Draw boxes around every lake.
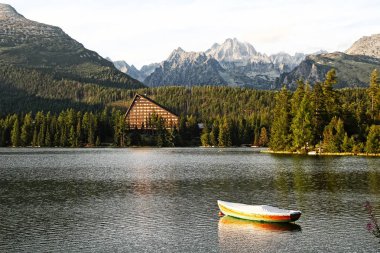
[0,148,379,252]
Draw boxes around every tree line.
[269,69,380,153]
[0,69,379,152]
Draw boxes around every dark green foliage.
[10,116,20,147]
[291,85,313,151]
[366,125,380,153]
[269,69,379,153]
[269,87,291,151]
[322,117,346,152]
[0,72,378,152]
[368,69,379,121]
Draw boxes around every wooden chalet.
[125,94,179,129]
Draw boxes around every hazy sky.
[4,0,380,68]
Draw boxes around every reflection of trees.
[367,159,380,195]
[273,164,291,205]
[292,158,312,207]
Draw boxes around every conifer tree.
[291,85,313,151]
[368,69,379,121]
[322,117,345,152]
[209,120,219,147]
[200,124,210,147]
[21,113,32,146]
[69,126,77,147]
[269,87,291,151]
[311,82,327,145]
[290,80,305,117]
[323,69,339,119]
[32,128,38,147]
[342,133,354,152]
[11,117,20,147]
[37,116,46,147]
[258,127,269,147]
[218,117,231,147]
[366,125,380,153]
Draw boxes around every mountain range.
[114,36,380,89]
[0,3,143,114]
[0,1,379,115]
[114,38,307,89]
[277,35,380,89]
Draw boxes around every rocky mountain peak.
[167,47,208,64]
[0,3,24,20]
[345,34,380,59]
[206,37,258,62]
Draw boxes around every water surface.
[0,148,379,252]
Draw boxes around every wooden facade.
[125,94,179,129]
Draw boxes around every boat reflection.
[218,216,302,252]
[218,215,301,232]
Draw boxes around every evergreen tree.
[342,133,354,152]
[11,117,20,147]
[200,124,210,147]
[291,85,313,151]
[218,117,232,147]
[76,114,82,146]
[366,125,380,153]
[323,69,339,119]
[20,113,32,146]
[32,128,38,147]
[37,115,46,147]
[368,69,379,121]
[290,80,305,117]
[269,87,291,151]
[311,82,327,145]
[209,120,219,147]
[258,127,269,147]
[45,112,52,147]
[69,126,77,147]
[322,117,345,152]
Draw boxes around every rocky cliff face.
[346,34,380,58]
[144,48,226,86]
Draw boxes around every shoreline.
[261,150,380,157]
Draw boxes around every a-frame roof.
[124,93,179,119]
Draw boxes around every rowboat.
[217,200,301,223]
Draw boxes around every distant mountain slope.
[110,59,158,82]
[277,52,380,89]
[0,3,144,114]
[144,48,227,86]
[346,34,380,58]
[0,4,143,89]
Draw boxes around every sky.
[4,0,380,68]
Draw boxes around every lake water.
[0,148,379,252]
